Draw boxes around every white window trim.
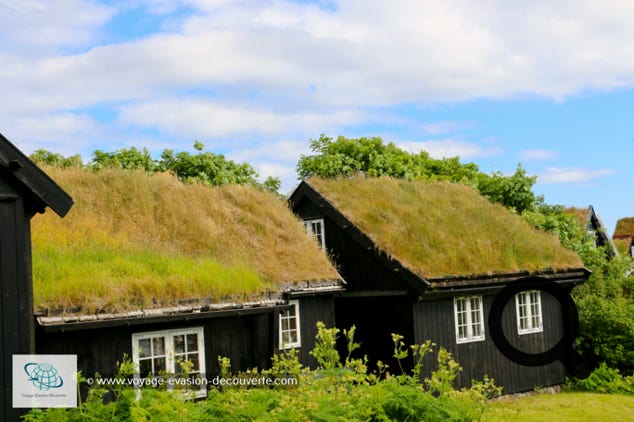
[132,327,206,397]
[453,296,485,344]
[279,300,301,349]
[515,290,543,335]
[304,218,326,250]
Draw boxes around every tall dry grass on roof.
[613,217,634,239]
[310,177,583,279]
[564,207,589,227]
[32,166,338,313]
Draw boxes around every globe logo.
[24,362,64,390]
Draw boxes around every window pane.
[154,357,166,374]
[139,359,151,376]
[174,335,185,353]
[281,318,289,331]
[458,325,467,339]
[456,298,465,313]
[289,318,297,330]
[139,339,151,358]
[282,331,291,344]
[187,354,200,372]
[153,337,165,356]
[187,334,198,352]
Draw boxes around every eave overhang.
[418,267,590,301]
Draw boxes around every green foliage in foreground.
[569,363,634,395]
[23,323,501,422]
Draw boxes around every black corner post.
[0,133,73,421]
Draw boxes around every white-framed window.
[132,327,206,396]
[454,296,485,343]
[279,300,301,349]
[304,218,325,250]
[515,290,543,334]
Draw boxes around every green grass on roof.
[309,177,583,279]
[32,167,339,313]
[613,217,634,239]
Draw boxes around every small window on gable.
[279,300,301,349]
[132,327,206,396]
[454,296,485,343]
[304,218,325,250]
[515,290,543,335]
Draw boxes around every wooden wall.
[36,295,339,382]
[36,312,276,379]
[413,292,567,394]
[294,296,337,367]
[294,196,408,292]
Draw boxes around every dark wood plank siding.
[294,197,409,292]
[286,296,336,368]
[36,313,276,379]
[413,293,566,394]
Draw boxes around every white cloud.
[229,140,311,164]
[520,149,558,161]
[419,120,475,135]
[0,0,114,54]
[8,0,634,117]
[537,167,614,185]
[398,140,501,159]
[118,99,365,140]
[5,0,634,166]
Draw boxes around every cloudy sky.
[1,0,632,232]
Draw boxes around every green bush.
[24,323,501,421]
[570,363,634,395]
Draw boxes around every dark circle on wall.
[488,276,578,368]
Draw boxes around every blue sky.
[1,0,633,233]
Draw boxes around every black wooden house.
[566,205,617,258]
[613,216,634,257]
[32,167,343,392]
[0,133,73,420]
[290,177,590,394]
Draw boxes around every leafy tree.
[297,135,537,212]
[158,145,280,191]
[91,147,157,171]
[32,144,281,192]
[477,164,539,213]
[30,149,83,168]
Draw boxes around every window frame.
[453,296,485,344]
[515,290,543,335]
[303,218,326,250]
[279,300,301,349]
[131,327,206,396]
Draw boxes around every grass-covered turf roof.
[308,177,584,279]
[32,167,339,313]
[564,206,589,227]
[613,217,634,239]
